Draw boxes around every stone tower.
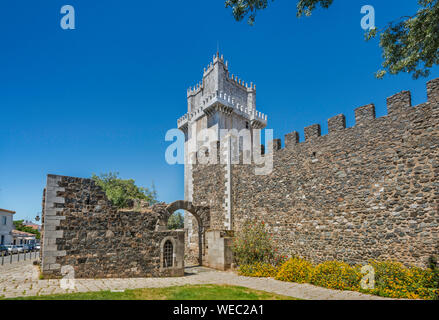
[177,53,268,251]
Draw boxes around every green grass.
[3,284,298,300]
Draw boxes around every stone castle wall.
[191,78,439,268]
[41,175,184,278]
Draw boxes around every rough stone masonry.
[183,54,439,268]
[41,175,185,278]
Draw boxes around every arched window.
[163,240,173,268]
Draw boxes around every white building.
[12,230,36,245]
[0,208,15,245]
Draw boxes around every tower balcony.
[177,114,189,131]
[177,90,267,130]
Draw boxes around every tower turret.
[177,53,269,238]
[177,53,267,139]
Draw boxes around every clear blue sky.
[0,1,437,222]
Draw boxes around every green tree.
[92,172,158,209]
[13,220,41,240]
[167,211,184,230]
[225,0,439,79]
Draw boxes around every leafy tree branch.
[368,0,439,79]
[168,211,184,230]
[13,220,41,240]
[225,0,439,79]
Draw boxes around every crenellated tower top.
[177,53,267,133]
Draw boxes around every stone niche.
[41,174,185,278]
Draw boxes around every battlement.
[282,77,439,148]
[187,53,256,97]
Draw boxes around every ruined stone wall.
[41,175,184,278]
[192,78,439,268]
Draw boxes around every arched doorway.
[165,200,210,266]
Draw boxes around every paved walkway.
[0,262,390,300]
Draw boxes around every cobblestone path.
[0,262,390,300]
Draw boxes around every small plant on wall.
[92,172,158,209]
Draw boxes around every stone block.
[272,139,281,151]
[328,114,346,133]
[387,91,412,115]
[285,131,299,147]
[304,124,321,141]
[427,78,439,103]
[355,104,375,125]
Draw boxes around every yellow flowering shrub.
[275,257,313,283]
[363,260,439,300]
[234,218,439,301]
[311,261,363,291]
[238,257,438,299]
[238,262,278,277]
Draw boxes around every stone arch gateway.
[165,200,210,266]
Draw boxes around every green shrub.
[232,220,275,266]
